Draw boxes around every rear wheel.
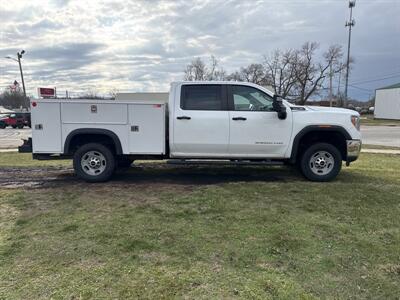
[17,124,24,129]
[73,143,116,182]
[11,125,17,129]
[300,143,342,182]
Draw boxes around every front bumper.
[346,139,361,164]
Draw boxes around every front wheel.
[300,143,342,182]
[73,143,116,182]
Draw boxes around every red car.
[0,113,31,129]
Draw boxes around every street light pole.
[17,51,27,99]
[344,0,355,108]
[5,50,27,99]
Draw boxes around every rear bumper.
[346,139,361,163]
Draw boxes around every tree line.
[184,41,351,105]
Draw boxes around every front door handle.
[177,116,191,120]
[232,117,247,121]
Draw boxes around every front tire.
[300,143,342,182]
[73,143,116,182]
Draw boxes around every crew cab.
[20,81,361,182]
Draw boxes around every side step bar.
[167,159,284,166]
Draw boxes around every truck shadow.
[112,164,298,185]
[0,163,372,189]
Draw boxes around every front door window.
[232,85,274,111]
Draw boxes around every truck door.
[228,85,292,158]
[171,84,230,157]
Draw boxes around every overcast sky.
[0,0,399,100]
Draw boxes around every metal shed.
[374,83,400,120]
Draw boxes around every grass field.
[0,153,399,299]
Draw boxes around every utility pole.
[344,0,355,108]
[17,51,27,99]
[329,63,333,107]
[5,50,27,99]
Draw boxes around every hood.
[305,106,359,115]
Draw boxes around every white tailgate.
[32,102,62,153]
[128,104,165,154]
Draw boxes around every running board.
[166,159,284,166]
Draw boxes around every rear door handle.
[232,117,247,121]
[177,116,191,120]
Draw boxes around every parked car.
[20,81,361,182]
[3,112,31,128]
[0,118,6,129]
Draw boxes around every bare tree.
[78,89,104,99]
[239,64,268,85]
[324,45,344,105]
[184,57,207,81]
[184,56,226,81]
[0,86,29,109]
[108,88,119,100]
[183,43,353,106]
[291,42,345,105]
[226,71,243,82]
[263,49,297,98]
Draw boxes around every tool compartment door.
[32,102,62,153]
[128,104,165,154]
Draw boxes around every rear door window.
[181,85,223,110]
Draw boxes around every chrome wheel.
[81,151,107,176]
[309,151,335,176]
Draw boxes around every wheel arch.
[290,125,351,163]
[64,128,123,155]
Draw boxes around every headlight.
[351,115,360,131]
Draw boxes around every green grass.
[1,153,400,299]
[361,115,400,126]
[0,152,71,167]
[362,144,400,150]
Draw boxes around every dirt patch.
[0,162,294,190]
[0,166,75,188]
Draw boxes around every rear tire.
[11,125,17,129]
[299,143,342,182]
[73,143,116,182]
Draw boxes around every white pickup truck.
[20,81,361,182]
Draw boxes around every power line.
[348,84,373,92]
[350,74,400,85]
[349,70,400,82]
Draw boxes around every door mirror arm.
[273,95,287,120]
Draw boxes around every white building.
[374,83,400,120]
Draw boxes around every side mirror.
[273,95,287,120]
